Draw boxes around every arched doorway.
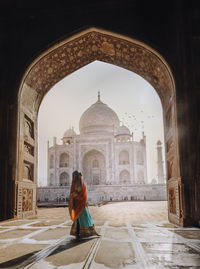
[16,28,182,225]
[59,172,69,186]
[119,170,131,184]
[82,149,106,185]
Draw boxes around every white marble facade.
[48,94,147,186]
[40,94,166,203]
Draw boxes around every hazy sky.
[38,61,166,186]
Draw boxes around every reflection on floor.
[0,203,199,268]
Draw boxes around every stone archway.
[59,172,69,186]
[16,28,183,225]
[82,150,106,185]
[119,170,131,184]
[59,153,69,168]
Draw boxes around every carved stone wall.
[21,29,174,112]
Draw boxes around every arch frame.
[59,152,69,168]
[119,169,131,184]
[16,27,183,225]
[59,171,70,186]
[82,149,106,185]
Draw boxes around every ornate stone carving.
[168,187,176,214]
[166,137,174,154]
[24,142,34,156]
[23,161,34,181]
[167,160,173,179]
[22,188,33,212]
[167,178,181,223]
[17,181,36,218]
[24,30,173,107]
[165,108,172,135]
[24,114,34,139]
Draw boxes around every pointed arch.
[82,149,106,185]
[59,153,69,167]
[119,170,131,184]
[16,28,182,225]
[59,172,69,186]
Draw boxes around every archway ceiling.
[23,29,174,108]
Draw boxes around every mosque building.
[38,93,166,204]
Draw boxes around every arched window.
[59,172,69,186]
[119,170,130,184]
[59,153,69,167]
[137,170,144,184]
[92,159,99,168]
[50,155,54,168]
[92,174,100,185]
[137,151,144,164]
[119,150,129,165]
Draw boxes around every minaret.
[157,140,165,183]
[97,91,101,102]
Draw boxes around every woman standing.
[69,170,99,238]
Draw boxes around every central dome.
[79,93,120,135]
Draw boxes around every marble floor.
[0,202,199,269]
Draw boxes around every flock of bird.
[121,111,155,132]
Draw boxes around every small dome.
[115,125,131,136]
[157,140,162,145]
[63,128,76,138]
[79,92,120,135]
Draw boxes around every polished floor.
[0,202,199,269]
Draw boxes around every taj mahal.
[38,93,166,204]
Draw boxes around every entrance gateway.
[16,28,183,226]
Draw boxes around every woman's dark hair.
[72,170,79,179]
[72,170,82,188]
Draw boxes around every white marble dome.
[79,93,120,135]
[63,128,76,138]
[115,125,131,136]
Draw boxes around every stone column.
[157,140,164,183]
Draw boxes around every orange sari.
[69,179,87,222]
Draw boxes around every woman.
[69,171,99,238]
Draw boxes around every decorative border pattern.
[17,181,36,218]
[24,30,173,109]
[167,178,182,225]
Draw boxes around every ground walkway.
[0,201,200,268]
